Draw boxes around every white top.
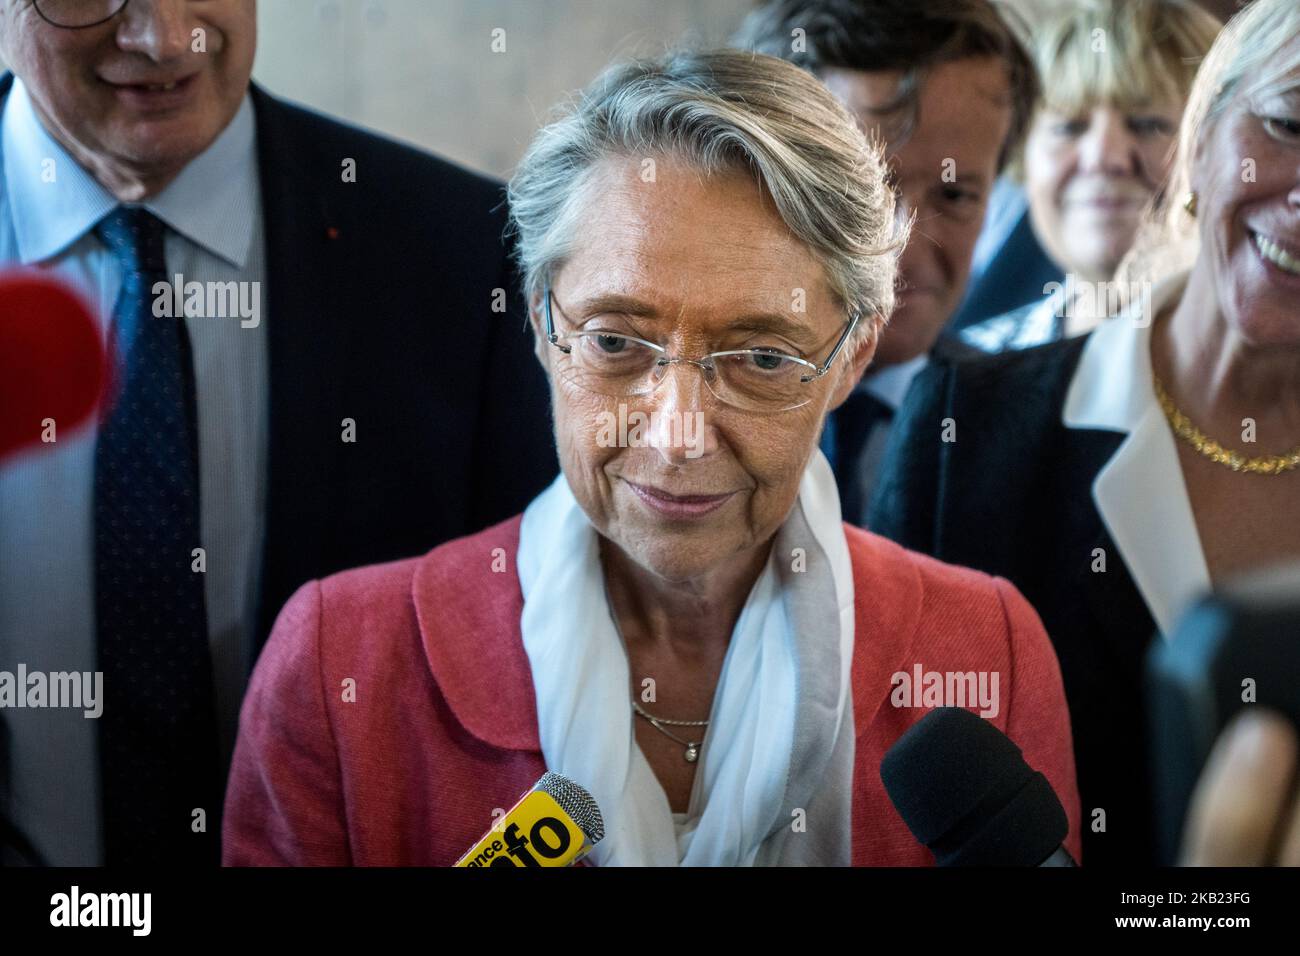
[1062,270,1212,636]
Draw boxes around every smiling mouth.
[1253,231,1300,276]
[105,74,196,93]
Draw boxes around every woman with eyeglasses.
[222,49,1080,866]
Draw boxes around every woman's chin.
[627,544,728,582]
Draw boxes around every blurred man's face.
[821,57,1013,368]
[0,0,257,199]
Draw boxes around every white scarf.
[517,449,856,865]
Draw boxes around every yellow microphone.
[455,772,604,867]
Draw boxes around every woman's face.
[530,154,872,585]
[1193,75,1300,347]
[1025,100,1183,281]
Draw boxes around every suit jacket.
[222,514,1083,866]
[867,336,1160,867]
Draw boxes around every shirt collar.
[145,92,258,268]
[1062,270,1211,636]
[860,354,928,411]
[3,77,115,264]
[2,76,257,268]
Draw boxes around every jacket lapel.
[411,516,542,752]
[845,526,923,738]
[1058,428,1160,656]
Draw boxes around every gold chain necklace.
[1153,375,1300,475]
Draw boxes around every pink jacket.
[223,515,1082,865]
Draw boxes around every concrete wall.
[251,0,755,178]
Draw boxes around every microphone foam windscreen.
[880,706,1069,866]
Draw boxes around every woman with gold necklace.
[869,0,1300,869]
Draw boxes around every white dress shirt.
[0,77,268,864]
[1063,270,1212,636]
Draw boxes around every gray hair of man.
[507,48,907,353]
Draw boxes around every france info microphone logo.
[456,772,604,867]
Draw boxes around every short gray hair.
[507,48,905,347]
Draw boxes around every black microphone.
[880,707,1075,866]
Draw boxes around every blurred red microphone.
[0,270,106,464]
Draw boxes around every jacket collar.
[1061,274,1183,433]
[1062,271,1210,635]
[412,516,542,752]
[845,524,922,735]
[410,516,921,751]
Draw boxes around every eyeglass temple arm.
[543,285,571,353]
[807,309,863,379]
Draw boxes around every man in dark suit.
[733,0,1038,524]
[0,0,555,865]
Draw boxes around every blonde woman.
[874,0,1300,866]
[964,0,1220,352]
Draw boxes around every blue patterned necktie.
[93,207,219,866]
